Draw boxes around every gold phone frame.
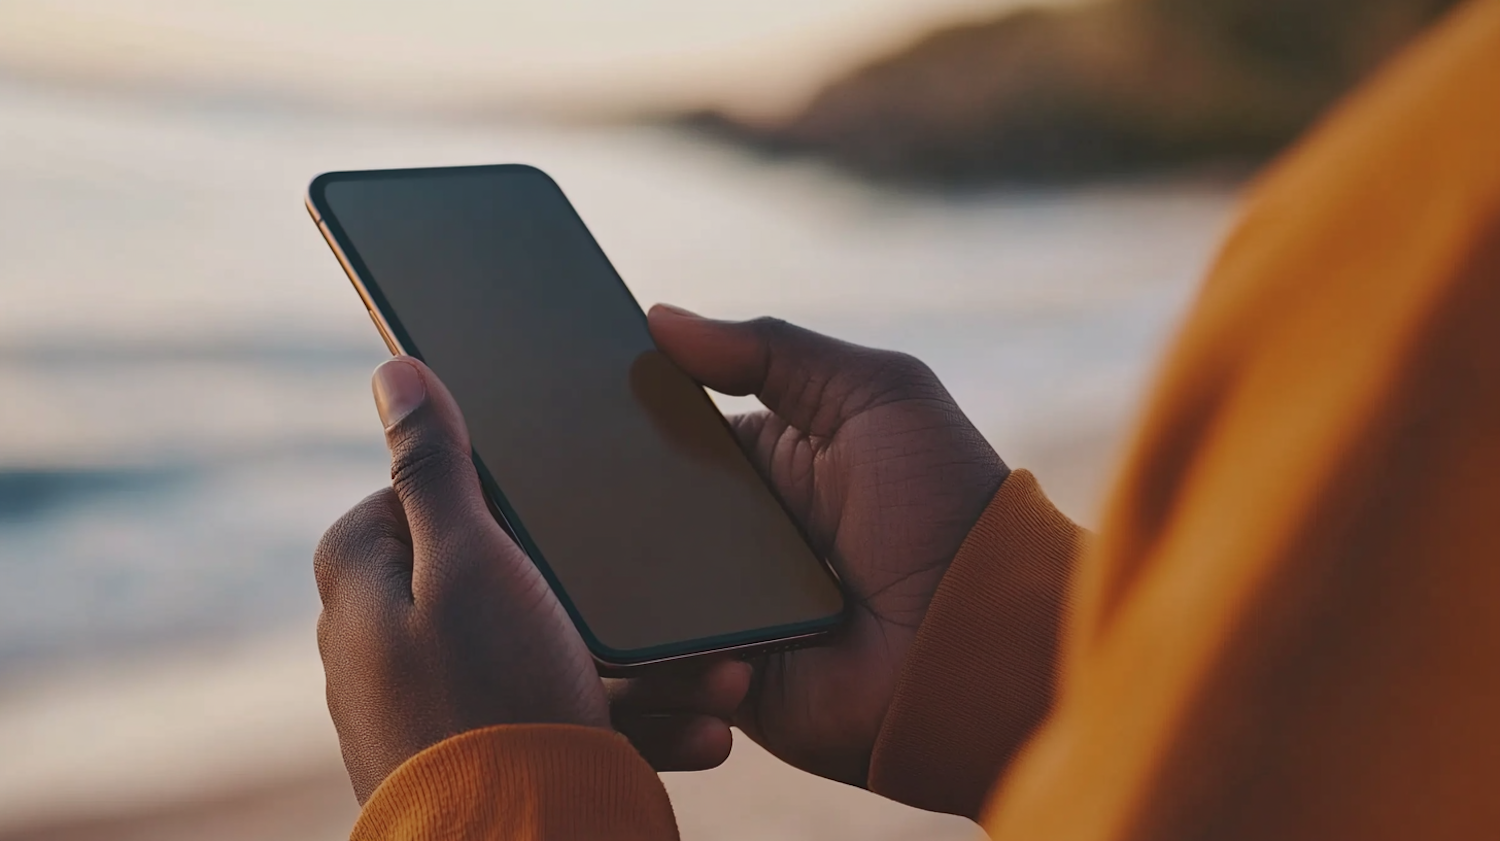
[304,172,842,675]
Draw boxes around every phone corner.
[304,170,344,217]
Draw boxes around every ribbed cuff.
[353,725,678,840]
[867,470,1084,819]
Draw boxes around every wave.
[0,334,385,368]
[0,467,185,523]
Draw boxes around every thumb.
[647,304,941,436]
[371,357,492,559]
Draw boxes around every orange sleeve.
[351,725,678,840]
[353,469,1084,838]
[867,469,1085,818]
[350,471,1086,839]
[349,3,1500,837]
[978,2,1500,840]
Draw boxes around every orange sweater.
[353,1,1500,837]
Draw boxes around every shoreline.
[0,631,975,841]
[0,424,1110,841]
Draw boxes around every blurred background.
[0,0,1455,838]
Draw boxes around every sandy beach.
[0,438,1108,841]
[0,633,979,840]
[0,403,1147,840]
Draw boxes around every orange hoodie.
[352,0,1500,837]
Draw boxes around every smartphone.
[306,164,845,672]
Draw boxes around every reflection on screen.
[319,166,842,655]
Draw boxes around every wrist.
[867,470,1083,818]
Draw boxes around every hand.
[612,307,1008,786]
[314,357,609,804]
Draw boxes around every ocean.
[0,76,1234,675]
[0,2,1235,834]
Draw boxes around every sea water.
[0,77,1232,673]
[0,21,1234,829]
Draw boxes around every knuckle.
[313,488,404,604]
[745,315,794,351]
[878,350,937,383]
[746,315,790,336]
[389,437,467,502]
[867,350,942,395]
[313,517,356,602]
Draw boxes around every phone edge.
[304,170,843,675]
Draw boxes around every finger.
[313,487,414,607]
[371,356,494,570]
[647,305,943,436]
[614,714,735,772]
[725,410,771,452]
[607,659,752,718]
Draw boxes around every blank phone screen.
[313,165,843,660]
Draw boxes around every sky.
[0,0,1073,118]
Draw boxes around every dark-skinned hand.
[316,311,1009,799]
[315,356,612,804]
[611,306,1008,787]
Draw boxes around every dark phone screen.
[315,166,843,659]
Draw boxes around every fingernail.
[653,303,702,319]
[372,358,426,428]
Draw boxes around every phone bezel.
[306,163,846,673]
